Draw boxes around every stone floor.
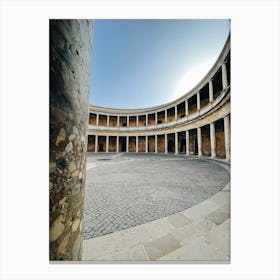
[83,153,230,239]
[82,153,230,262]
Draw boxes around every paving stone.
[143,233,181,260]
[159,236,229,261]
[204,219,230,257]
[167,213,192,228]
[83,153,230,239]
[96,245,149,261]
[206,207,230,225]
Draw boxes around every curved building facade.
[87,35,230,161]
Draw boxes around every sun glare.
[172,59,215,100]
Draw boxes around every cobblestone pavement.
[83,153,230,239]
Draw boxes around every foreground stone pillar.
[197,127,202,156]
[155,135,158,153]
[210,123,216,158]
[224,115,230,160]
[95,135,98,152]
[185,130,189,155]
[165,134,168,154]
[49,20,93,261]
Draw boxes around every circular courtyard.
[83,153,230,240]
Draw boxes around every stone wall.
[109,116,118,127]
[109,137,116,152]
[215,120,226,158]
[201,125,211,156]
[49,19,93,261]
[98,136,106,152]
[157,135,165,153]
[88,135,95,152]
[138,136,146,152]
[148,136,155,152]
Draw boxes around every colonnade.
[91,62,229,128]
[91,115,230,160]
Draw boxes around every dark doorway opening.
[121,139,126,152]
[168,140,174,153]
[194,139,198,155]
[180,139,186,153]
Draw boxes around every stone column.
[186,130,189,155]
[197,127,202,156]
[209,79,213,103]
[155,135,158,153]
[175,106,177,120]
[165,134,168,154]
[127,116,129,127]
[126,136,129,153]
[185,100,188,116]
[145,135,148,153]
[146,114,148,127]
[197,92,200,111]
[116,136,119,153]
[224,115,230,160]
[117,116,120,127]
[155,113,158,125]
[49,20,93,261]
[95,135,98,153]
[222,62,228,89]
[175,132,178,154]
[107,115,109,127]
[136,116,139,127]
[96,113,99,126]
[136,136,138,153]
[106,135,109,152]
[210,123,216,158]
[165,110,167,122]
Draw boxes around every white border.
[0,0,279,279]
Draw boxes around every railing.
[88,87,230,132]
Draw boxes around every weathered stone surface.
[58,233,70,255]
[49,19,93,261]
[50,215,65,242]
[56,128,67,146]
[68,162,76,173]
[69,134,75,141]
[65,142,73,153]
[72,218,80,232]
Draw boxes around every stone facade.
[88,35,231,161]
[49,19,93,261]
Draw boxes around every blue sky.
[90,19,230,109]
